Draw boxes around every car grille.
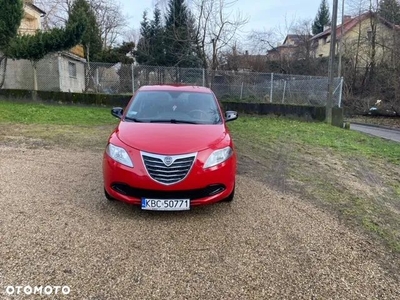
[111,183,226,200]
[141,152,197,185]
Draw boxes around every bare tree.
[35,0,128,47]
[246,12,307,57]
[122,27,140,45]
[191,0,248,70]
[90,0,128,47]
[246,29,279,54]
[35,0,73,29]
[345,0,375,15]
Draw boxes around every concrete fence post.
[282,80,287,104]
[338,77,344,108]
[270,73,274,103]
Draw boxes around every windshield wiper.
[124,116,145,122]
[149,119,200,124]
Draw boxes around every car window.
[125,90,222,124]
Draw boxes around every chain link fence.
[0,55,343,107]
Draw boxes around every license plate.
[141,198,190,211]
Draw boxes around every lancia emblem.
[163,156,173,166]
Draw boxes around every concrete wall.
[3,59,34,90]
[36,56,60,91]
[2,55,85,93]
[59,57,85,93]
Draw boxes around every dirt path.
[0,144,399,299]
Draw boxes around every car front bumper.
[103,151,236,207]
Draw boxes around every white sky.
[120,0,329,38]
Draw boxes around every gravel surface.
[1,144,399,299]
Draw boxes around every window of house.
[68,62,77,78]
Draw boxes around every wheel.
[223,184,235,202]
[104,188,115,201]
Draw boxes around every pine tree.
[97,42,135,64]
[150,6,166,65]
[379,0,400,24]
[68,0,102,61]
[0,0,24,51]
[135,7,167,65]
[164,0,199,67]
[312,0,331,35]
[135,11,153,64]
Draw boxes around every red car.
[103,85,238,211]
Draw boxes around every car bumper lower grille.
[111,183,226,200]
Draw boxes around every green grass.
[0,100,117,126]
[228,116,400,164]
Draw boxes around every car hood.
[116,121,228,154]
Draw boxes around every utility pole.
[326,0,339,124]
[338,0,345,77]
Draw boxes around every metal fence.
[0,56,343,107]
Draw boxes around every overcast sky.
[120,0,328,37]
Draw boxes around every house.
[267,34,313,61]
[310,12,400,60]
[19,0,46,34]
[1,0,87,93]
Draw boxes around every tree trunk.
[367,17,377,93]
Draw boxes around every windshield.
[125,90,222,124]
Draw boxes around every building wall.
[59,57,86,93]
[3,59,34,90]
[2,55,85,93]
[314,17,397,62]
[342,19,397,63]
[36,56,60,91]
[19,4,42,35]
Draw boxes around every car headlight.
[106,144,133,167]
[204,146,233,168]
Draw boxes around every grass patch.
[0,100,118,149]
[229,116,400,164]
[0,100,117,126]
[229,116,400,252]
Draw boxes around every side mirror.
[111,107,123,119]
[225,110,238,122]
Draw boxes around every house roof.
[283,34,312,45]
[59,51,86,63]
[267,34,311,56]
[25,2,46,16]
[310,11,400,41]
[267,44,296,54]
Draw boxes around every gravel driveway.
[1,144,399,299]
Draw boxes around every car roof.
[137,85,212,94]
